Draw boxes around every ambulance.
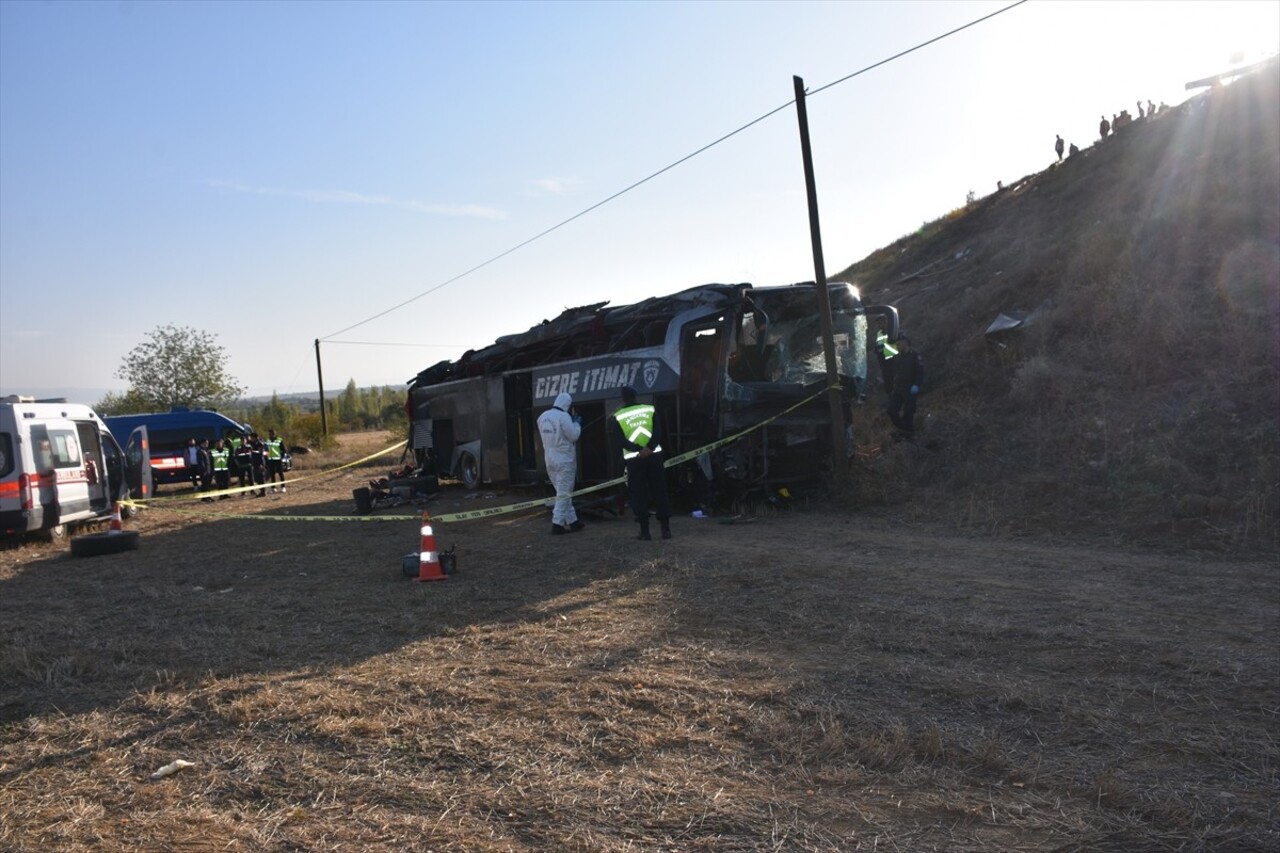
[0,396,152,541]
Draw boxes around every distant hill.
[235,391,326,408]
[234,387,401,409]
[836,60,1279,549]
[0,387,113,407]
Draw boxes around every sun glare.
[1150,1,1279,91]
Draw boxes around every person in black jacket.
[196,438,214,501]
[248,432,268,497]
[184,438,203,491]
[887,334,924,439]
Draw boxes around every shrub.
[289,413,335,450]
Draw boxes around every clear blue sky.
[2,0,1275,402]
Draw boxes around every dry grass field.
[1,431,1276,851]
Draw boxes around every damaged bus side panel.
[406,281,898,505]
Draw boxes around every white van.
[0,396,152,541]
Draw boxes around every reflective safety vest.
[876,331,899,359]
[211,448,230,471]
[615,404,662,460]
[266,438,283,460]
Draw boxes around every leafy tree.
[112,325,243,411]
[224,382,405,446]
[255,392,293,434]
[338,378,360,425]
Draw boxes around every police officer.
[613,386,671,541]
[210,439,232,499]
[874,318,899,397]
[887,334,925,440]
[233,434,254,496]
[265,429,288,493]
[248,432,268,497]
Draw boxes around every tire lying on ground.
[70,531,141,557]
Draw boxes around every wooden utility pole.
[792,75,846,475]
[314,338,328,436]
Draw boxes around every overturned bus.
[406,281,898,505]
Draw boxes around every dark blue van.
[103,408,251,488]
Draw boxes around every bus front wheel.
[458,451,480,490]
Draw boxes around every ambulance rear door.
[0,415,23,535]
[75,419,112,513]
[30,419,97,527]
[125,426,153,501]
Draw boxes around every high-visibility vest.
[266,438,283,460]
[211,448,230,471]
[876,331,899,359]
[615,404,662,460]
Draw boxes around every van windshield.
[150,427,221,454]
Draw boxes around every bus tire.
[458,451,480,490]
[70,531,141,557]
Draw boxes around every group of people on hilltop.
[1054,98,1172,164]
[1097,99,1168,141]
[185,429,289,501]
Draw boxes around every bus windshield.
[732,288,867,386]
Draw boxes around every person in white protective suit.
[537,391,585,535]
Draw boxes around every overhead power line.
[808,0,1028,97]
[322,340,466,348]
[321,0,1028,342]
[321,100,794,341]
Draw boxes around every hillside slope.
[836,61,1279,549]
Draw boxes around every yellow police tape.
[122,386,836,524]
[120,439,415,518]
[421,384,836,524]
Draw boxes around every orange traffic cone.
[416,512,447,582]
[108,502,124,535]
